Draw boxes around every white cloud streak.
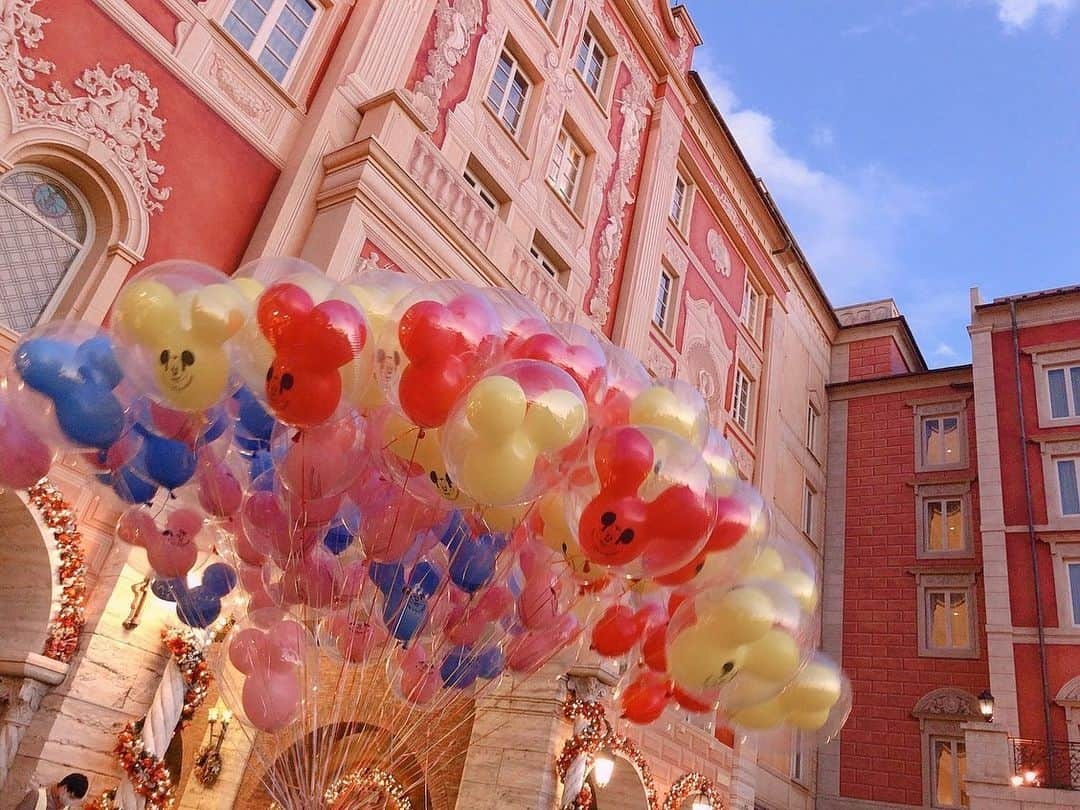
[994,0,1075,30]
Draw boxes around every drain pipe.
[1010,300,1055,783]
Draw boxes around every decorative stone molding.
[645,339,675,379]
[835,299,900,326]
[0,0,171,212]
[206,51,274,127]
[912,687,981,721]
[707,228,731,277]
[587,12,651,327]
[409,0,484,131]
[507,241,576,323]
[0,676,48,788]
[407,135,495,249]
[356,249,395,274]
[663,232,688,275]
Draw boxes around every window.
[1048,365,1080,419]
[1059,457,1080,516]
[802,482,816,536]
[791,730,805,783]
[0,168,91,333]
[575,26,607,94]
[530,243,559,279]
[224,0,317,83]
[548,128,585,205]
[463,168,499,213]
[921,414,962,468]
[533,0,554,22]
[930,736,967,807]
[1069,562,1080,625]
[653,269,673,330]
[487,50,530,135]
[927,499,965,552]
[806,403,819,454]
[732,367,754,434]
[671,172,688,226]
[926,590,971,652]
[742,277,762,339]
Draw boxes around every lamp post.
[592,752,615,788]
[194,706,233,787]
[978,690,995,722]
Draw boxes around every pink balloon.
[506,613,581,674]
[283,488,343,529]
[196,451,243,518]
[265,619,307,671]
[229,524,267,566]
[116,506,156,548]
[478,585,514,620]
[242,491,302,560]
[0,396,53,488]
[278,417,363,500]
[167,507,204,540]
[356,475,444,562]
[517,572,561,630]
[326,611,387,662]
[149,402,200,445]
[398,645,441,705]
[332,559,367,605]
[242,669,300,732]
[143,509,203,578]
[229,628,268,674]
[296,550,337,609]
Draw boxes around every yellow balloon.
[232,277,264,302]
[668,626,749,693]
[630,386,698,443]
[787,709,831,731]
[728,697,787,730]
[466,376,527,437]
[115,280,175,345]
[537,491,606,582]
[778,660,843,713]
[697,586,775,646]
[776,570,818,614]
[460,432,536,505]
[745,548,785,580]
[191,283,249,341]
[742,629,802,684]
[384,413,446,477]
[483,503,530,532]
[523,388,587,451]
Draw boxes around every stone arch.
[592,752,652,810]
[911,687,981,721]
[0,488,62,661]
[1055,676,1080,745]
[912,688,979,807]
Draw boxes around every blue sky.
[682,0,1079,366]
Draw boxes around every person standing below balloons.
[15,772,89,809]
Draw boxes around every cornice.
[827,365,973,401]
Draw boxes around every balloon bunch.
[0,256,849,807]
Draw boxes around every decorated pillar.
[342,0,440,103]
[609,95,683,359]
[0,677,50,788]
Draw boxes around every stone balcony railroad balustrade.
[506,243,577,324]
[407,136,496,254]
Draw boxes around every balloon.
[112,262,248,411]
[0,393,54,487]
[12,331,125,449]
[195,449,243,517]
[323,610,387,663]
[150,578,186,602]
[628,380,709,448]
[510,322,608,413]
[144,508,207,578]
[273,412,365,499]
[590,604,640,657]
[176,585,223,628]
[505,612,581,674]
[229,627,270,674]
[620,669,672,724]
[137,424,197,489]
[448,533,502,594]
[242,669,301,732]
[257,281,368,427]
[203,562,239,598]
[397,644,441,705]
[383,561,442,642]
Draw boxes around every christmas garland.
[662,772,725,809]
[28,479,87,663]
[556,698,659,810]
[324,767,412,808]
[84,630,211,810]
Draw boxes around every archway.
[592,753,651,809]
[0,487,58,660]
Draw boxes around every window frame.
[806,402,820,456]
[463,167,500,214]
[532,0,555,24]
[0,165,94,332]
[1038,439,1080,525]
[486,48,532,137]
[731,366,756,436]
[791,729,806,785]
[670,169,691,231]
[913,401,968,473]
[1032,347,1080,429]
[915,483,973,560]
[1045,537,1080,633]
[914,570,979,659]
[548,126,586,207]
[1060,456,1080,517]
[741,275,763,342]
[529,242,560,280]
[802,480,816,537]
[928,735,967,808]
[653,267,675,331]
[222,0,320,86]
[574,24,608,96]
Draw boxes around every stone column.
[727,735,757,810]
[0,678,49,789]
[341,0,439,104]
[609,96,683,360]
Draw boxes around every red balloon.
[620,670,672,724]
[591,604,640,657]
[258,283,367,427]
[708,495,753,551]
[673,685,714,714]
[653,549,707,587]
[396,293,500,427]
[642,624,667,672]
[512,332,606,405]
[242,669,300,732]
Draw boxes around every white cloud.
[933,342,960,360]
[994,0,1075,30]
[692,49,931,306]
[811,125,835,148]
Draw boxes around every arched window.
[0,166,91,332]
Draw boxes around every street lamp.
[978,690,994,722]
[1010,775,1024,787]
[592,752,615,788]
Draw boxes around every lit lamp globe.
[692,797,713,810]
[592,752,615,788]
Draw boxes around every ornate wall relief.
[706,229,731,278]
[409,0,484,131]
[586,13,651,327]
[206,51,274,128]
[0,0,171,213]
[663,232,688,276]
[683,296,733,421]
[645,338,675,379]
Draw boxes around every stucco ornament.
[588,16,652,327]
[0,0,170,213]
[707,229,731,277]
[410,0,483,131]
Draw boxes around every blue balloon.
[410,561,442,597]
[383,562,442,642]
[438,511,469,554]
[449,541,496,594]
[201,406,229,445]
[476,646,504,680]
[369,561,404,595]
[234,388,275,440]
[175,586,221,629]
[440,646,480,689]
[97,449,158,504]
[139,426,197,489]
[249,450,274,487]
[323,525,354,555]
[151,578,187,602]
[202,563,238,598]
[16,336,126,449]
